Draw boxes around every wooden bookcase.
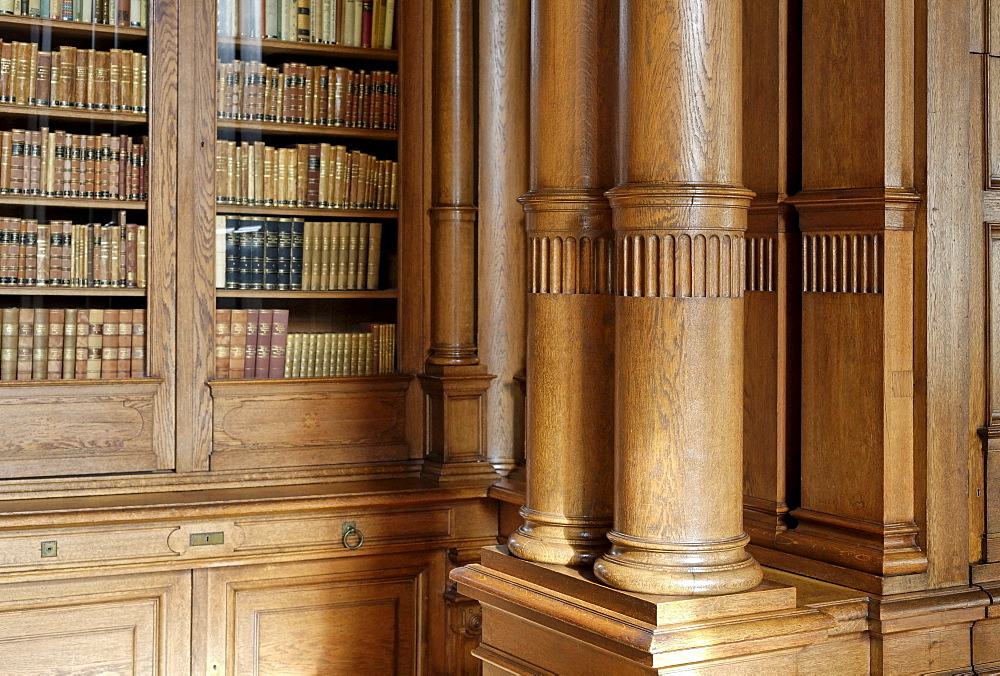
[0,2,176,481]
[0,2,492,673]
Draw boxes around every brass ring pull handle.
[342,525,364,550]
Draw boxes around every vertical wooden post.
[757,0,929,592]
[594,0,762,595]
[507,0,617,566]
[420,0,498,482]
[741,0,800,548]
[478,0,530,477]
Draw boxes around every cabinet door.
[195,553,438,675]
[0,570,191,675]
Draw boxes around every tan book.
[335,220,349,289]
[15,307,32,380]
[0,306,17,381]
[355,221,368,290]
[75,309,90,379]
[332,144,346,207]
[116,308,131,378]
[319,332,333,377]
[62,307,76,379]
[215,308,232,379]
[30,307,47,380]
[229,308,247,378]
[301,220,315,290]
[346,220,360,290]
[137,224,147,288]
[46,308,64,380]
[101,308,119,378]
[130,308,145,377]
[284,333,297,377]
[366,221,381,289]
[0,41,13,104]
[0,131,11,192]
[33,50,50,106]
[318,220,332,291]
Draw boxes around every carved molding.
[802,232,883,294]
[616,232,745,298]
[746,235,775,292]
[529,234,613,295]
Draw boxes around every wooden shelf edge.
[0,14,147,38]
[217,118,397,140]
[215,289,397,299]
[0,287,146,296]
[208,373,411,392]
[216,204,396,218]
[0,376,163,393]
[218,36,398,62]
[0,102,147,124]
[0,196,147,209]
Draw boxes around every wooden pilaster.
[420,0,497,482]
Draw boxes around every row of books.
[218,0,395,49]
[0,0,147,26]
[214,216,381,291]
[215,140,396,210]
[217,60,396,129]
[285,325,395,378]
[0,129,147,199]
[0,42,147,113]
[0,215,146,287]
[214,307,287,379]
[0,307,146,381]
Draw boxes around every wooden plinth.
[453,546,832,675]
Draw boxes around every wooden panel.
[797,635,870,675]
[0,380,164,478]
[975,617,1000,665]
[210,377,409,471]
[195,555,433,675]
[875,626,974,675]
[0,571,190,676]
[988,57,1000,188]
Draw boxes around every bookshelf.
[0,2,175,479]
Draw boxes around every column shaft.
[594,0,762,595]
[507,0,617,566]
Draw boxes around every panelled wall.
[458,0,1000,673]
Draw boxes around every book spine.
[243,308,258,379]
[30,307,47,380]
[114,308,130,378]
[215,308,231,379]
[75,309,90,380]
[62,307,76,379]
[46,308,63,380]
[229,308,247,379]
[16,307,31,380]
[254,309,272,378]
[1,306,17,381]
[290,218,303,290]
[101,308,118,378]
[130,308,144,376]
[268,309,289,378]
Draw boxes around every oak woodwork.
[478,0,530,476]
[420,0,498,484]
[507,0,617,568]
[593,0,762,596]
[0,571,191,676]
[778,0,928,589]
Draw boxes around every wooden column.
[741,0,800,548]
[478,0,530,477]
[757,0,928,594]
[419,0,497,482]
[506,0,617,566]
[594,0,762,595]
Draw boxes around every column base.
[452,546,831,675]
[507,507,610,567]
[594,531,763,596]
[419,369,499,484]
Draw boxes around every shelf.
[0,287,145,297]
[217,289,397,299]
[0,196,146,210]
[218,36,397,62]
[216,204,396,218]
[0,15,146,42]
[0,103,147,125]
[217,118,396,141]
[0,376,161,388]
